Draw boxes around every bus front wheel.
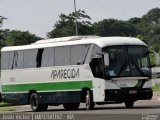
[125,101,134,108]
[85,90,94,110]
[30,93,48,111]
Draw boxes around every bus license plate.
[129,90,137,94]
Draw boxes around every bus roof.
[1,36,147,52]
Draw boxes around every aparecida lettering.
[51,68,79,79]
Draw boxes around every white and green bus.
[1,36,153,111]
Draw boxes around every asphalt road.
[1,98,160,120]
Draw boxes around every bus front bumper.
[105,88,153,102]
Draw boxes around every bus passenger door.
[92,78,105,102]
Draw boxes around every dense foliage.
[47,8,160,52]
[47,10,93,38]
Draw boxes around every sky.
[0,0,160,38]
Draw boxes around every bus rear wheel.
[85,90,94,110]
[30,93,48,111]
[63,102,80,110]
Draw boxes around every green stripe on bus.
[2,81,92,93]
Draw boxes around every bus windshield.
[103,45,151,78]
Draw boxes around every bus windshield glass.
[103,45,151,78]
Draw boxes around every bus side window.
[91,45,101,58]
[1,52,9,70]
[24,49,38,68]
[55,46,70,66]
[90,45,102,78]
[9,51,15,69]
[71,44,90,65]
[9,51,23,69]
[16,51,23,69]
[41,48,54,67]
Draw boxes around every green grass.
[0,107,16,111]
[152,84,160,92]
[0,102,12,107]
[0,102,16,111]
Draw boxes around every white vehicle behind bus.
[0,36,153,111]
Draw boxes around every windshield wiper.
[131,61,146,76]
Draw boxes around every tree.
[0,16,8,71]
[0,16,8,47]
[0,16,7,27]
[127,8,160,48]
[47,10,93,38]
[128,17,141,25]
[142,8,160,25]
[5,30,41,46]
[93,19,136,37]
[132,20,151,44]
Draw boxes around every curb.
[152,92,160,101]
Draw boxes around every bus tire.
[125,101,134,108]
[63,102,80,110]
[85,90,94,110]
[41,104,48,111]
[30,93,43,112]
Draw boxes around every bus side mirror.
[103,53,109,67]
